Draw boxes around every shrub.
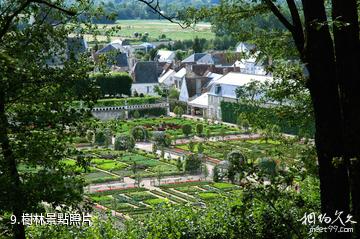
[182,124,192,137]
[133,110,140,119]
[152,131,170,147]
[196,123,204,136]
[174,106,184,117]
[184,154,202,174]
[114,134,135,151]
[90,72,132,97]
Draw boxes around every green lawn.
[84,20,214,43]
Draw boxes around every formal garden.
[87,181,242,218]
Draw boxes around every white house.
[188,72,272,119]
[173,67,186,89]
[233,57,267,75]
[131,61,159,96]
[156,50,175,63]
[158,69,176,87]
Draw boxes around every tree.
[188,141,195,152]
[196,123,204,136]
[114,135,135,151]
[184,154,202,174]
[213,165,220,182]
[205,128,211,141]
[177,1,360,235]
[173,106,184,117]
[192,36,203,53]
[176,159,183,172]
[226,151,246,184]
[0,1,98,238]
[182,124,192,137]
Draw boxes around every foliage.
[0,1,100,238]
[94,131,106,146]
[182,124,192,137]
[132,110,140,119]
[196,123,204,136]
[226,150,247,183]
[152,131,170,147]
[184,154,202,174]
[114,134,135,151]
[173,106,184,117]
[131,126,148,142]
[90,72,132,97]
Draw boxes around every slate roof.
[181,53,207,64]
[114,53,128,67]
[96,43,123,55]
[132,61,158,84]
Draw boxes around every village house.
[188,72,273,119]
[131,61,159,96]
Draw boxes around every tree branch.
[33,0,77,16]
[285,0,305,55]
[0,0,32,40]
[136,0,186,28]
[263,0,294,32]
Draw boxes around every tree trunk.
[332,1,360,236]
[0,90,26,239]
[302,1,351,238]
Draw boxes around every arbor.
[0,1,98,238]
[114,135,136,151]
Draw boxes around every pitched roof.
[114,53,128,67]
[215,72,272,86]
[188,93,209,108]
[174,68,187,78]
[132,61,158,84]
[157,50,175,62]
[181,53,207,63]
[158,69,175,84]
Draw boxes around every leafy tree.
[205,128,211,141]
[0,1,99,238]
[182,124,192,137]
[184,154,202,174]
[192,36,203,53]
[173,106,184,117]
[152,131,170,147]
[177,1,360,234]
[213,165,220,182]
[196,123,204,136]
[114,135,135,151]
[168,87,180,99]
[188,140,195,152]
[227,150,246,183]
[197,142,204,155]
[176,159,183,172]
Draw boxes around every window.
[215,85,221,95]
[146,86,150,94]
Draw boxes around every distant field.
[83,19,214,43]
